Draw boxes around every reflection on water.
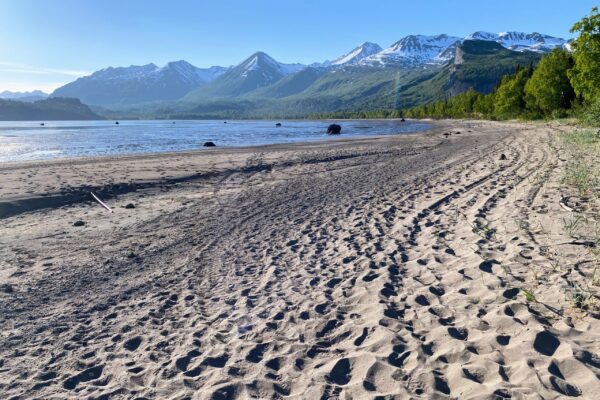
[0,119,430,162]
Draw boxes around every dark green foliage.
[525,49,575,116]
[493,68,530,119]
[447,41,541,96]
[583,96,600,126]
[0,97,103,121]
[568,7,600,101]
[404,49,579,121]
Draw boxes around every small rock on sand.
[500,154,507,160]
[124,203,136,209]
[73,220,86,227]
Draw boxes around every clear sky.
[0,0,597,93]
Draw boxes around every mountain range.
[22,31,569,118]
[52,61,227,107]
[0,90,48,102]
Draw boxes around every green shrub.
[583,97,600,126]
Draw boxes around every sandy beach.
[1,120,599,399]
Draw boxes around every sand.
[0,120,598,399]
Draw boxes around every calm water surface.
[0,119,430,162]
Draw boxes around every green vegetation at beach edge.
[319,8,600,127]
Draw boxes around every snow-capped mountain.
[354,31,566,68]
[162,61,227,84]
[51,61,228,107]
[44,29,568,108]
[465,31,567,53]
[70,61,227,84]
[332,42,383,66]
[184,52,307,99]
[239,52,304,78]
[361,35,462,67]
[0,90,48,102]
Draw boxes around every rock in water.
[275,123,282,127]
[203,142,216,147]
[115,121,119,125]
[327,124,341,135]
[400,118,405,122]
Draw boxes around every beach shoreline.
[1,120,598,399]
[0,118,432,164]
[0,120,452,218]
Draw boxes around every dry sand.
[0,120,598,399]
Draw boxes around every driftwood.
[559,198,574,212]
[91,192,113,212]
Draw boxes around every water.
[0,119,430,162]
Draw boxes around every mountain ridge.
[37,30,569,111]
[0,90,49,102]
[51,61,228,107]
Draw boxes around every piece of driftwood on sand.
[90,192,113,212]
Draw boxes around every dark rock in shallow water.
[203,141,216,147]
[275,123,282,127]
[400,118,405,122]
[326,124,341,135]
[73,220,86,227]
[115,121,119,125]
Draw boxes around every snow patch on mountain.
[353,31,568,68]
[332,42,383,66]
[0,90,48,100]
[86,61,226,84]
[240,52,305,78]
[361,35,461,67]
[465,31,567,53]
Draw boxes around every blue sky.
[0,0,597,92]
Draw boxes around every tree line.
[405,7,600,125]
